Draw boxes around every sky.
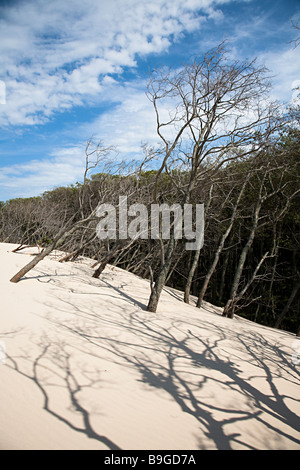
[0,0,299,201]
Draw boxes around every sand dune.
[0,242,299,450]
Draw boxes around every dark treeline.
[1,43,299,334]
[1,128,299,335]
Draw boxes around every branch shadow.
[5,339,121,450]
[106,318,300,449]
[41,289,300,449]
[100,278,147,310]
[4,275,300,450]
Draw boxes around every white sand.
[0,242,299,450]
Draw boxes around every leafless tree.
[9,139,115,283]
[196,172,250,308]
[146,41,282,313]
[78,138,116,220]
[290,17,300,49]
[274,275,300,330]
[223,159,300,318]
[9,211,93,283]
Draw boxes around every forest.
[1,43,299,335]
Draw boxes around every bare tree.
[78,138,115,220]
[184,180,214,304]
[290,17,300,49]
[223,159,300,318]
[274,275,300,330]
[9,139,115,283]
[146,41,281,313]
[9,211,93,283]
[196,172,250,308]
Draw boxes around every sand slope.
[0,242,299,450]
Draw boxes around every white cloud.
[2,0,297,202]
[0,146,86,199]
[0,0,231,126]
[0,77,179,200]
[223,7,300,106]
[78,81,157,156]
[258,46,300,104]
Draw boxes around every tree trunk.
[59,233,97,263]
[91,246,105,268]
[223,250,269,318]
[92,240,129,278]
[274,278,300,329]
[184,247,201,304]
[10,244,56,283]
[219,249,229,303]
[9,220,82,283]
[197,242,225,308]
[147,236,176,312]
[223,198,262,318]
[184,183,214,304]
[197,177,248,308]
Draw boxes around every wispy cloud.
[0,0,299,201]
[259,47,300,104]
[0,0,230,126]
[0,145,86,199]
[0,0,236,199]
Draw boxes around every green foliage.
[37,236,54,247]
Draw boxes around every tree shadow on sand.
[6,338,121,450]
[95,315,300,449]
[4,278,300,450]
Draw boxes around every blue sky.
[0,0,299,201]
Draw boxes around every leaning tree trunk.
[59,233,97,263]
[184,246,201,304]
[223,197,262,318]
[184,183,213,304]
[92,239,131,278]
[197,176,249,308]
[274,278,300,329]
[10,243,58,283]
[147,236,176,313]
[9,216,84,283]
[219,249,230,303]
[197,236,231,308]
